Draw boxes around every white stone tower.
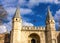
[46,7,56,43]
[10,7,22,43]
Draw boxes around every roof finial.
[48,6,50,12]
[17,0,20,8]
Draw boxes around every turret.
[45,7,56,43]
[12,7,22,30]
[46,7,55,30]
[10,7,22,43]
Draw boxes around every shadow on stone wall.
[0,33,10,43]
[57,33,60,43]
[4,34,10,43]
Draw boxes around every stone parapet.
[22,26,45,31]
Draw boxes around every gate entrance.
[31,39,36,43]
[28,33,40,43]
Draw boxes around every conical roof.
[13,7,21,18]
[46,7,54,20]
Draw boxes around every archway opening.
[31,39,36,43]
[28,33,40,43]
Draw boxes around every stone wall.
[0,33,10,43]
[21,30,46,43]
[0,34,5,43]
[56,31,60,43]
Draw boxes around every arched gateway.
[28,33,40,43]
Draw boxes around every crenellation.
[25,26,28,29]
[22,26,45,30]
[34,27,37,29]
[40,27,42,30]
[29,26,32,29]
[42,27,45,30]
[37,27,40,29]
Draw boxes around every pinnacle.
[46,7,54,20]
[13,6,21,18]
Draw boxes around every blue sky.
[0,0,60,33]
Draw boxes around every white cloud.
[20,8,33,14]
[5,7,33,16]
[19,0,60,8]
[22,21,34,26]
[54,9,60,29]
[4,7,16,21]
[28,0,60,4]
[54,9,60,21]
[0,25,7,33]
[1,0,60,8]
[5,7,16,15]
[19,0,27,6]
[4,21,12,32]
[0,0,17,8]
[4,7,33,22]
[39,0,58,3]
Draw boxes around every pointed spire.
[13,6,21,18]
[46,6,54,20]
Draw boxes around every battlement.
[22,26,45,31]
